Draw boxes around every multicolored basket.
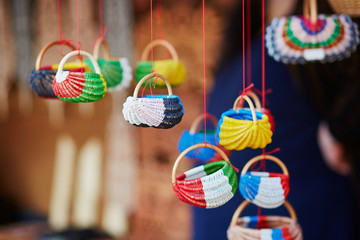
[227,200,303,240]
[85,38,132,91]
[172,143,238,209]
[327,0,360,16]
[52,50,107,103]
[266,0,360,64]
[217,95,273,151]
[122,72,184,129]
[239,155,290,209]
[178,114,231,162]
[29,40,89,98]
[135,40,186,88]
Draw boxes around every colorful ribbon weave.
[173,161,238,208]
[85,58,132,91]
[135,59,186,88]
[29,63,88,98]
[227,215,303,240]
[266,14,360,64]
[122,95,184,129]
[216,109,272,151]
[240,172,289,209]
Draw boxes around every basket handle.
[189,113,218,134]
[133,72,173,99]
[172,143,230,183]
[232,95,258,124]
[304,0,318,24]
[241,154,289,176]
[140,39,179,61]
[230,200,297,227]
[93,38,111,60]
[56,50,101,82]
[35,40,81,71]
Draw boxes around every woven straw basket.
[328,0,360,16]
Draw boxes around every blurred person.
[192,0,359,239]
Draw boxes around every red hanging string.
[76,0,80,52]
[202,0,207,146]
[99,0,103,36]
[150,0,154,72]
[156,0,163,40]
[246,0,251,86]
[261,0,265,108]
[242,0,245,92]
[58,0,62,40]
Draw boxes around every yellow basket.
[327,0,360,16]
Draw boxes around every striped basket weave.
[217,96,273,151]
[29,40,89,98]
[135,40,186,88]
[227,200,303,240]
[172,144,238,209]
[266,0,360,64]
[85,38,132,91]
[239,155,290,209]
[123,72,184,129]
[52,50,107,103]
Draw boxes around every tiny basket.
[327,0,360,16]
[217,95,273,151]
[85,38,132,91]
[178,113,231,162]
[122,72,184,129]
[227,200,303,240]
[239,155,290,209]
[52,50,107,103]
[135,40,186,88]
[29,40,89,98]
[266,0,360,64]
[172,143,238,209]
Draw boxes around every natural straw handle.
[56,50,101,79]
[304,0,318,24]
[93,38,111,60]
[241,155,289,176]
[247,92,262,109]
[133,72,173,99]
[230,200,297,227]
[233,95,258,124]
[140,39,179,61]
[189,114,218,134]
[35,40,80,71]
[172,143,230,183]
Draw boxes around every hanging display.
[29,40,89,98]
[239,154,289,209]
[52,50,107,103]
[172,143,238,208]
[135,40,186,88]
[178,113,231,162]
[266,0,360,64]
[227,200,303,240]
[122,72,184,128]
[85,38,132,91]
[217,95,273,151]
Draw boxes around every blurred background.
[0,0,235,239]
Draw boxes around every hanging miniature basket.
[216,95,273,151]
[122,72,184,129]
[239,155,290,209]
[135,40,186,88]
[29,40,89,98]
[227,200,303,240]
[178,113,231,162]
[327,0,360,16]
[85,38,132,91]
[52,50,107,103]
[266,0,360,64]
[246,91,275,132]
[172,143,238,209]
